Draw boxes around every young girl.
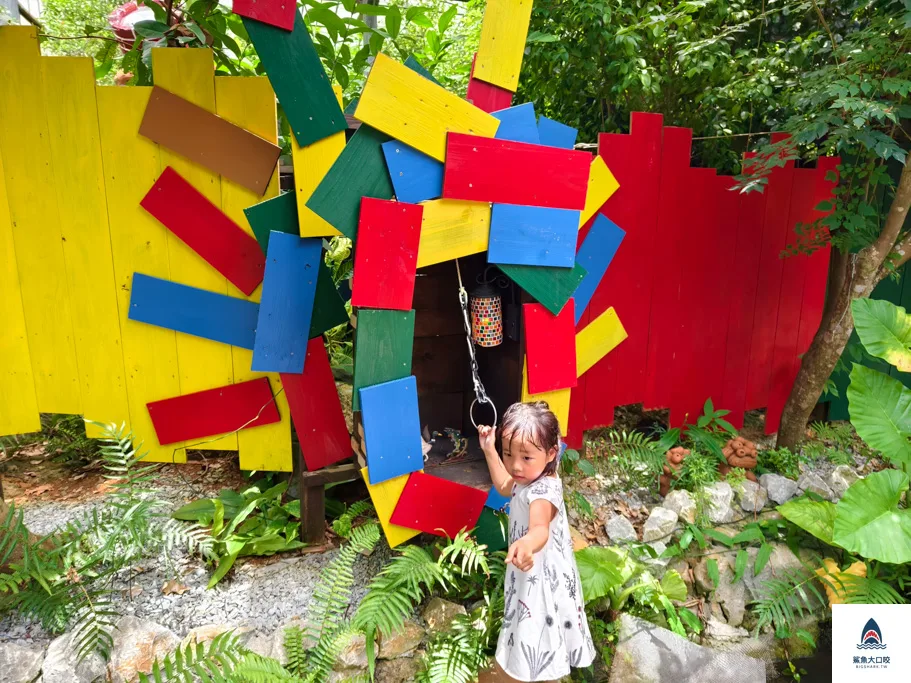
[478,401,595,682]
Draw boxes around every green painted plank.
[500,262,588,316]
[310,258,349,339]
[352,309,414,411]
[244,13,346,147]
[473,507,508,552]
[305,125,394,242]
[244,191,298,253]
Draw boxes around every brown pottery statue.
[659,446,690,497]
[718,436,758,482]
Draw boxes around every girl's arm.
[507,499,557,572]
[478,425,514,496]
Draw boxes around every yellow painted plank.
[576,307,628,378]
[151,48,236,451]
[521,360,570,434]
[215,75,292,473]
[355,53,499,162]
[361,467,422,548]
[475,0,534,92]
[41,57,131,438]
[0,140,40,436]
[0,27,82,414]
[579,156,620,228]
[416,199,491,268]
[96,86,186,463]
[294,85,345,238]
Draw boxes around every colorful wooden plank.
[128,273,259,349]
[138,85,279,195]
[351,198,423,311]
[147,377,280,445]
[389,472,487,538]
[252,234,321,373]
[466,53,513,113]
[572,214,625,323]
[580,156,620,228]
[281,338,351,470]
[521,360,571,435]
[500,262,587,316]
[488,204,580,268]
[485,486,510,511]
[243,12,346,147]
[416,199,491,268]
[576,307,628,377]
[492,102,540,144]
[524,301,578,394]
[141,166,266,296]
[474,507,508,552]
[305,125,394,242]
[538,116,578,150]
[233,0,296,31]
[475,0,534,92]
[381,141,444,204]
[443,133,592,210]
[352,309,415,412]
[360,375,424,485]
[361,468,422,547]
[355,53,499,162]
[244,191,299,253]
[309,259,350,338]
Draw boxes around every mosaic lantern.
[470,269,505,347]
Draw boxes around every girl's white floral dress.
[495,476,596,681]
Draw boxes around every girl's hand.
[478,425,497,455]
[506,538,535,572]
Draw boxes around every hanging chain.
[456,259,497,426]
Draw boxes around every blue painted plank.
[572,214,626,323]
[252,232,321,373]
[128,273,259,349]
[381,141,444,204]
[487,203,580,268]
[538,116,578,149]
[492,102,540,145]
[485,486,510,512]
[360,375,424,486]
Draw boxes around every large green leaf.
[833,469,911,564]
[574,547,628,603]
[778,497,837,545]
[659,569,688,602]
[847,364,911,467]
[852,298,911,371]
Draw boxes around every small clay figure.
[659,446,690,497]
[718,436,758,482]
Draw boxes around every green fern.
[283,626,308,677]
[231,653,306,682]
[331,500,376,539]
[304,625,363,683]
[438,530,490,578]
[823,574,905,605]
[417,612,493,683]
[138,631,243,682]
[751,567,829,631]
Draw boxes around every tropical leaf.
[778,497,838,545]
[659,569,687,602]
[847,365,911,467]
[851,298,911,371]
[833,470,911,564]
[574,547,627,603]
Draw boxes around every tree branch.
[871,160,911,272]
[39,33,120,43]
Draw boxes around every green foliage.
[331,499,376,539]
[41,414,102,464]
[751,567,829,633]
[675,450,720,491]
[137,631,244,683]
[852,298,911,371]
[757,446,801,479]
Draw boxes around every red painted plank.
[565,295,590,448]
[442,133,592,210]
[351,198,423,311]
[141,166,266,296]
[390,472,487,538]
[466,53,513,113]
[147,377,280,445]
[233,0,296,31]
[281,338,351,471]
[524,301,577,394]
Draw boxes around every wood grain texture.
[141,166,266,296]
[244,12,346,147]
[475,0,533,91]
[580,156,620,228]
[492,102,539,144]
[352,309,415,412]
[382,141,444,204]
[351,198,423,310]
[361,468,422,547]
[281,338,351,471]
[524,302,578,394]
[499,262,586,316]
[147,377,280,445]
[576,307,627,377]
[244,191,299,253]
[233,0,296,31]
[488,203,580,268]
[465,53,513,113]
[538,116,578,149]
[442,133,592,210]
[572,214,625,324]
[355,53,499,162]
[389,472,487,538]
[360,375,424,485]
[416,199,491,268]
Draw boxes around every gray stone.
[703,482,736,523]
[336,632,368,670]
[378,619,425,659]
[41,631,107,683]
[735,480,768,512]
[797,472,834,500]
[758,474,798,505]
[180,623,253,650]
[741,544,812,604]
[642,506,678,542]
[376,656,422,683]
[663,489,697,524]
[608,614,765,683]
[422,597,466,633]
[828,465,860,499]
[643,541,671,577]
[703,618,749,640]
[605,515,638,543]
[0,642,43,683]
[108,616,181,683]
[694,551,747,627]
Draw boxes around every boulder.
[663,489,697,524]
[41,631,107,683]
[336,632,368,670]
[827,465,860,499]
[741,544,812,604]
[378,620,425,659]
[758,474,798,505]
[108,617,181,683]
[376,656,423,683]
[245,616,314,666]
[797,472,834,500]
[703,482,736,523]
[694,551,747,627]
[0,642,43,683]
[180,623,253,650]
[608,614,765,683]
[735,480,768,512]
[703,618,749,641]
[605,515,637,543]
[422,597,466,633]
[642,507,678,542]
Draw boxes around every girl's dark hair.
[498,401,562,477]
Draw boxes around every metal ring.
[470,397,498,429]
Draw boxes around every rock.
[828,465,860,499]
[759,474,798,505]
[694,550,747,627]
[735,480,768,512]
[797,472,834,500]
[378,619,425,659]
[376,656,423,683]
[703,617,749,640]
[0,642,43,683]
[336,632,368,669]
[703,482,735,523]
[605,515,637,543]
[422,597,466,632]
[667,557,694,595]
[41,631,107,683]
[180,623,253,650]
[108,616,181,683]
[642,506,678,542]
[741,544,814,604]
[663,489,697,523]
[608,614,765,683]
